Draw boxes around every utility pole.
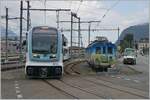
[78,17,80,56]
[27,1,30,31]
[88,23,91,45]
[70,12,73,57]
[70,12,80,58]
[117,27,120,44]
[81,34,83,47]
[5,7,8,62]
[56,10,59,29]
[1,7,27,63]
[26,1,30,52]
[20,0,23,63]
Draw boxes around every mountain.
[1,26,17,40]
[116,23,149,44]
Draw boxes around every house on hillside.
[138,38,149,49]
[137,38,149,55]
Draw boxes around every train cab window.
[108,47,113,54]
[103,47,106,54]
[96,47,101,54]
[32,27,58,59]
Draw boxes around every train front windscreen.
[32,27,58,59]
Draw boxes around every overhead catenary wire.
[96,0,120,27]
[73,1,107,10]
[72,1,108,18]
[59,0,118,29]
[75,0,83,14]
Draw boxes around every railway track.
[42,79,104,99]
[2,59,148,99]
[40,60,105,99]
[1,62,25,71]
[82,77,148,98]
[64,61,148,99]
[43,79,79,99]
[59,79,105,98]
[64,59,84,75]
[94,75,146,91]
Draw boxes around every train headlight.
[50,54,56,58]
[32,54,40,58]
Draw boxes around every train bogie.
[25,62,63,78]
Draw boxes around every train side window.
[108,47,112,54]
[96,47,101,54]
[103,47,106,54]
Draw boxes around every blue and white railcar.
[25,26,63,78]
[62,35,70,61]
[86,37,117,69]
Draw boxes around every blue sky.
[110,0,149,15]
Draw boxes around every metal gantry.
[26,1,30,31]
[60,19,120,56]
[19,0,71,59]
[1,7,27,62]
[61,28,120,45]
[20,1,23,63]
[60,20,101,45]
[70,12,80,57]
[2,1,121,62]
[23,8,71,29]
[22,2,71,30]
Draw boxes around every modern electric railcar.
[86,37,117,70]
[62,35,70,61]
[63,46,70,61]
[25,26,63,78]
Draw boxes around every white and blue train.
[62,34,70,61]
[86,37,117,71]
[25,26,64,78]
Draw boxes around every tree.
[119,33,134,52]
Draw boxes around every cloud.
[0,0,149,47]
